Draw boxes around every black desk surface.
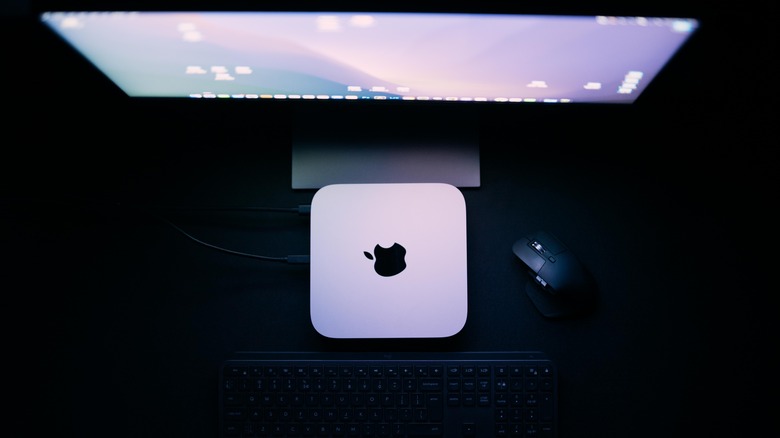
[3,5,777,437]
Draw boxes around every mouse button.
[536,263,562,291]
[537,256,582,292]
[534,231,566,255]
[512,239,546,273]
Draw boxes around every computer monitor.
[39,10,699,188]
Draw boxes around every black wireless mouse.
[512,231,598,318]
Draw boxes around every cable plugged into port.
[152,204,312,263]
[1,196,313,264]
[285,255,311,264]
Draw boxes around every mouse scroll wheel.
[530,240,546,255]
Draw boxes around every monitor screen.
[39,11,699,105]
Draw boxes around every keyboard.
[219,351,557,437]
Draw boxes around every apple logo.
[364,243,407,277]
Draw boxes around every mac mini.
[309,183,468,339]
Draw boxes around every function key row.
[224,363,553,379]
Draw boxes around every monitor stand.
[291,104,480,190]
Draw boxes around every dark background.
[3,1,776,437]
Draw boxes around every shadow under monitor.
[291,103,481,190]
